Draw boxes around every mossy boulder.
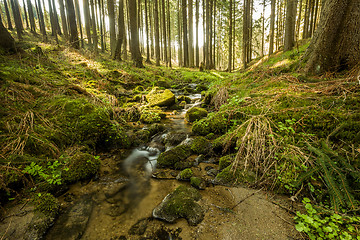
[215,166,235,184]
[190,177,206,190]
[177,95,192,104]
[157,145,192,169]
[152,185,204,226]
[63,152,100,183]
[190,136,211,154]
[140,110,162,124]
[177,168,193,181]
[33,193,60,218]
[219,155,235,171]
[185,107,208,122]
[146,87,175,107]
[192,112,228,136]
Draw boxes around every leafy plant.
[23,160,68,185]
[295,198,360,240]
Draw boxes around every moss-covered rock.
[219,155,234,171]
[177,168,193,180]
[33,193,60,218]
[192,112,228,136]
[152,185,204,226]
[63,152,100,183]
[140,110,162,124]
[177,95,192,104]
[190,136,211,154]
[157,145,192,169]
[190,177,206,190]
[185,107,208,122]
[215,166,235,184]
[146,87,175,107]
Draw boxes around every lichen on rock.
[146,87,175,107]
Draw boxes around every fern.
[294,166,319,188]
[307,143,356,211]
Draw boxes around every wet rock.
[176,168,193,181]
[207,168,219,177]
[157,145,192,169]
[185,107,208,122]
[164,131,187,146]
[129,218,150,235]
[177,95,192,104]
[194,155,205,165]
[146,87,175,107]
[153,185,204,226]
[103,182,128,199]
[190,177,207,190]
[219,154,235,171]
[152,169,178,179]
[190,136,211,154]
[45,195,94,240]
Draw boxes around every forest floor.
[0,34,359,240]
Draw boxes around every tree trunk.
[161,0,168,66]
[65,0,79,48]
[83,0,92,46]
[304,0,360,74]
[97,0,104,51]
[154,0,160,65]
[188,0,194,67]
[284,0,298,51]
[4,0,13,30]
[36,0,47,41]
[149,0,154,58]
[128,0,144,67]
[182,0,189,67]
[27,0,36,32]
[303,0,309,39]
[107,0,116,56]
[114,0,125,60]
[295,0,303,41]
[167,0,171,67]
[0,20,15,51]
[261,0,265,57]
[195,0,199,67]
[10,0,23,39]
[145,0,151,63]
[90,0,98,51]
[52,0,62,35]
[228,0,232,72]
[58,0,68,38]
[177,0,182,66]
[22,0,29,29]
[74,0,84,47]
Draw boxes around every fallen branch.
[231,188,263,210]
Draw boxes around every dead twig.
[231,188,263,210]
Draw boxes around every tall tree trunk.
[161,0,168,66]
[36,0,47,41]
[58,0,68,38]
[313,0,319,33]
[114,0,125,60]
[22,0,29,29]
[83,0,92,46]
[128,0,144,67]
[269,0,275,54]
[107,0,116,56]
[4,0,13,30]
[74,0,84,47]
[228,0,232,72]
[65,0,79,48]
[182,0,189,67]
[27,0,36,32]
[97,0,104,51]
[10,0,23,39]
[202,0,205,64]
[304,0,360,74]
[101,0,106,51]
[195,0,199,67]
[177,0,182,66]
[154,0,160,65]
[261,0,265,57]
[52,0,62,35]
[295,0,303,41]
[145,0,151,63]
[188,0,194,67]
[48,0,59,43]
[303,0,309,39]
[90,0,98,51]
[0,19,15,50]
[284,0,298,51]
[167,0,171,67]
[308,0,315,37]
[208,0,213,68]
[149,0,154,58]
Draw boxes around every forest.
[0,0,359,239]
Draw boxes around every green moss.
[33,193,60,218]
[185,107,208,122]
[179,168,193,180]
[177,95,192,104]
[157,145,192,168]
[190,136,210,154]
[140,110,161,123]
[215,166,236,184]
[190,177,202,188]
[192,112,228,136]
[146,87,175,107]
[133,85,145,93]
[219,155,234,171]
[63,152,100,183]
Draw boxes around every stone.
[185,107,208,122]
[146,87,175,107]
[190,177,206,190]
[153,185,204,226]
[157,145,192,169]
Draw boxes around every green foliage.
[295,198,360,240]
[190,136,210,154]
[23,160,68,185]
[192,112,228,136]
[219,155,234,171]
[179,168,193,180]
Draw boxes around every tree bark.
[52,0,62,35]
[4,0,13,30]
[188,0,194,67]
[304,0,360,74]
[36,0,47,41]
[0,19,15,51]
[145,0,151,63]
[90,0,98,51]
[22,0,29,29]
[114,0,125,60]
[161,0,168,66]
[177,0,182,66]
[128,0,144,67]
[65,0,79,48]
[74,0,84,47]
[261,0,265,57]
[10,0,23,39]
[284,0,298,51]
[107,0,116,56]
[228,0,233,72]
[58,0,68,38]
[195,0,199,67]
[27,0,36,32]
[167,0,171,67]
[154,0,160,65]
[83,0,92,46]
